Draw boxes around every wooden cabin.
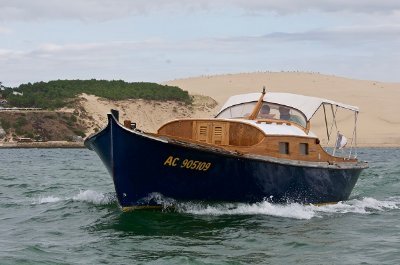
[130,91,359,163]
[156,118,350,163]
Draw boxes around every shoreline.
[0,141,85,148]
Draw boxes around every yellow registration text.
[163,156,212,171]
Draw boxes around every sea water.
[0,148,399,265]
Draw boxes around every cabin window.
[279,142,289,154]
[299,143,309,155]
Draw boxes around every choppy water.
[0,148,399,265]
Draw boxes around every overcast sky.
[1,0,400,87]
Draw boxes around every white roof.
[218,92,359,121]
[238,119,317,137]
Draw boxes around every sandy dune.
[77,72,399,147]
[79,93,217,135]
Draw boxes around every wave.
[312,197,400,215]
[36,195,62,204]
[177,201,316,220]
[32,190,116,205]
[141,193,400,220]
[183,197,400,220]
[72,190,115,205]
[32,191,400,220]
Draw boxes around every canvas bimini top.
[216,92,359,121]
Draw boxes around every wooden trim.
[305,121,311,134]
[158,120,194,140]
[229,122,264,146]
[247,89,266,120]
[158,119,184,133]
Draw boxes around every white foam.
[137,192,177,208]
[72,190,113,205]
[36,196,62,204]
[32,190,115,205]
[312,197,400,215]
[33,191,400,219]
[174,197,400,220]
[177,201,316,220]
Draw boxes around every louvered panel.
[191,121,230,145]
[194,122,210,143]
[213,126,222,144]
[199,126,208,135]
[198,125,208,142]
[212,123,229,145]
[214,126,222,136]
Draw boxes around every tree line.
[1,79,192,109]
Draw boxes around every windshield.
[216,102,257,119]
[257,103,307,127]
[216,102,307,128]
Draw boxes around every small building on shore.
[16,137,33,143]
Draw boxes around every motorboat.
[84,89,368,211]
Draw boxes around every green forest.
[1,80,192,109]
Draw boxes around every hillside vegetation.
[0,111,86,142]
[3,79,192,109]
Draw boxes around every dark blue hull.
[85,111,367,209]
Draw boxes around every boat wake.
[141,193,400,220]
[33,190,116,206]
[181,197,400,219]
[177,200,316,219]
[33,192,400,220]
